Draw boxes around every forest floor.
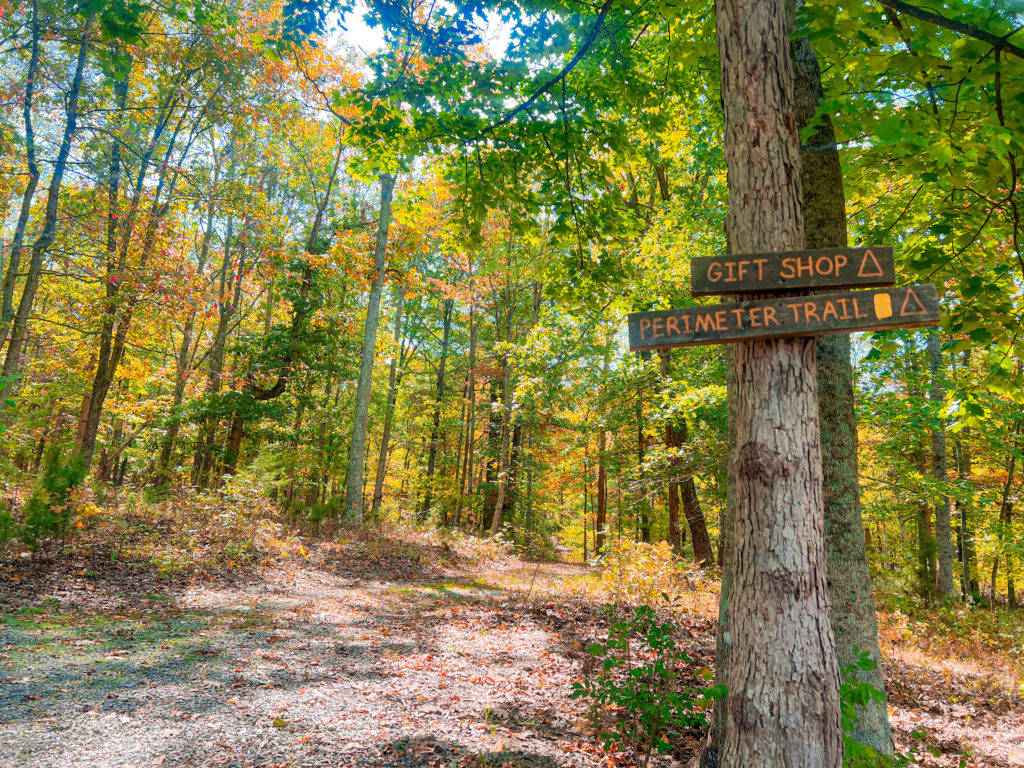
[1,528,1022,768]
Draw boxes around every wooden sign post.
[691,246,894,295]
[628,247,939,351]
[630,284,939,351]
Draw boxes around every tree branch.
[482,0,614,134]
[878,0,1024,59]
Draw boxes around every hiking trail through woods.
[1,533,1021,767]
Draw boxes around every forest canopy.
[0,0,1022,763]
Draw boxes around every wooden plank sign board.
[691,246,895,295]
[628,284,939,351]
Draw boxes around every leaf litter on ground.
[0,526,1021,767]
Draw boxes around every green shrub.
[572,603,724,768]
[20,449,86,549]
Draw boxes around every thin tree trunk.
[80,86,187,469]
[715,2,842,765]
[659,350,684,554]
[0,0,42,352]
[420,297,454,521]
[677,419,713,565]
[371,286,406,518]
[583,438,589,563]
[595,428,608,553]
[928,328,955,597]
[2,16,93,397]
[792,35,893,757]
[343,174,396,520]
[154,167,218,484]
[994,423,1021,608]
[489,356,513,535]
[595,340,612,553]
[452,379,469,526]
[957,423,979,598]
[458,300,478,521]
[636,374,651,543]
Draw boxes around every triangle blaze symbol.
[858,249,885,278]
[899,287,928,316]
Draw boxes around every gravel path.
[2,545,1021,768]
[0,558,628,768]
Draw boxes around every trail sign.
[691,246,895,295]
[628,284,939,351]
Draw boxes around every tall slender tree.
[343,174,397,519]
[792,34,894,759]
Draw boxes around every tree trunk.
[677,420,713,566]
[457,299,478,524]
[481,386,500,531]
[343,173,396,520]
[994,423,1021,608]
[154,168,218,484]
[1,16,93,397]
[792,36,893,757]
[715,1,842,765]
[489,360,513,535]
[223,415,245,475]
[371,286,406,518]
[659,350,684,554]
[595,428,608,553]
[928,329,955,597]
[96,418,124,481]
[192,210,246,486]
[420,297,454,521]
[595,341,612,553]
[660,349,713,563]
[636,372,651,543]
[80,81,188,470]
[0,0,42,352]
[956,425,979,599]
[913,434,937,596]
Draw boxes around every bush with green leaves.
[572,603,725,768]
[841,649,969,768]
[20,449,86,549]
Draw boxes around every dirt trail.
[0,553,616,768]
[1,542,1022,768]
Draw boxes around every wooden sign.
[628,284,939,351]
[691,246,895,296]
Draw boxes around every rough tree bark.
[715,1,843,765]
[343,173,396,520]
[793,35,894,758]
